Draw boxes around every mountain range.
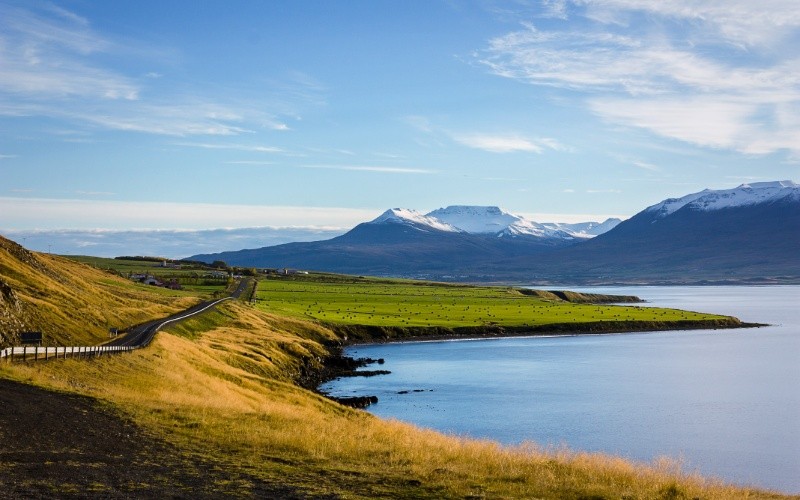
[190,181,800,284]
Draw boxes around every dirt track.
[0,378,320,499]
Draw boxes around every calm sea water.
[321,286,800,493]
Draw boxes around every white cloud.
[4,227,346,259]
[0,197,380,231]
[0,3,138,100]
[518,211,627,223]
[590,97,756,150]
[478,2,800,156]
[586,189,622,194]
[631,161,659,172]
[174,142,284,153]
[578,0,800,47]
[0,4,307,137]
[452,133,564,153]
[225,160,276,166]
[301,165,435,174]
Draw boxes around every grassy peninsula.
[0,242,784,498]
[254,273,746,342]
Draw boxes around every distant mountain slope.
[189,208,574,274]
[500,181,800,283]
[0,235,195,347]
[543,218,622,238]
[189,182,799,283]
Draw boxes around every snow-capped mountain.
[426,206,526,234]
[189,181,799,283]
[424,205,617,240]
[500,180,800,283]
[426,206,574,239]
[543,219,622,238]
[369,208,462,232]
[645,180,800,219]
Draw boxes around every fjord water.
[321,286,800,493]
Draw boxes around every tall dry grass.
[2,302,791,499]
[0,240,198,347]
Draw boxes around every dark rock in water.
[332,395,378,408]
[350,369,391,377]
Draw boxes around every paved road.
[108,278,253,348]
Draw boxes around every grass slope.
[254,274,741,341]
[0,301,788,499]
[0,236,200,347]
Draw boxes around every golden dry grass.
[2,301,792,499]
[0,237,199,347]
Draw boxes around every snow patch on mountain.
[646,181,800,218]
[543,219,623,239]
[426,206,522,234]
[426,205,616,240]
[369,208,462,232]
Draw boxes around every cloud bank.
[478,0,800,157]
[4,227,346,260]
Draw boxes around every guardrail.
[1,294,237,363]
[1,344,136,362]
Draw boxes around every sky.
[1,0,799,256]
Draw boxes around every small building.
[141,276,162,286]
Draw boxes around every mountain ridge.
[188,181,800,284]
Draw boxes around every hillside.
[498,181,800,283]
[0,235,198,347]
[0,261,784,498]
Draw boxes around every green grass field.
[255,274,729,329]
[66,255,229,294]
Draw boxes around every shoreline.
[345,320,769,346]
[328,317,762,346]
[311,317,765,406]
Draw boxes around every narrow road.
[108,278,253,348]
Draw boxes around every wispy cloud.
[630,160,659,172]
[74,190,115,196]
[0,3,138,100]
[174,142,284,153]
[518,211,628,223]
[224,160,276,166]
[586,189,622,194]
[477,1,800,157]
[0,196,379,230]
[452,133,564,153]
[301,165,435,174]
[0,3,313,137]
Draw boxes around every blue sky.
[2,0,799,255]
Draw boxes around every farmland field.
[66,255,230,294]
[254,274,731,329]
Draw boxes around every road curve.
[108,278,253,348]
